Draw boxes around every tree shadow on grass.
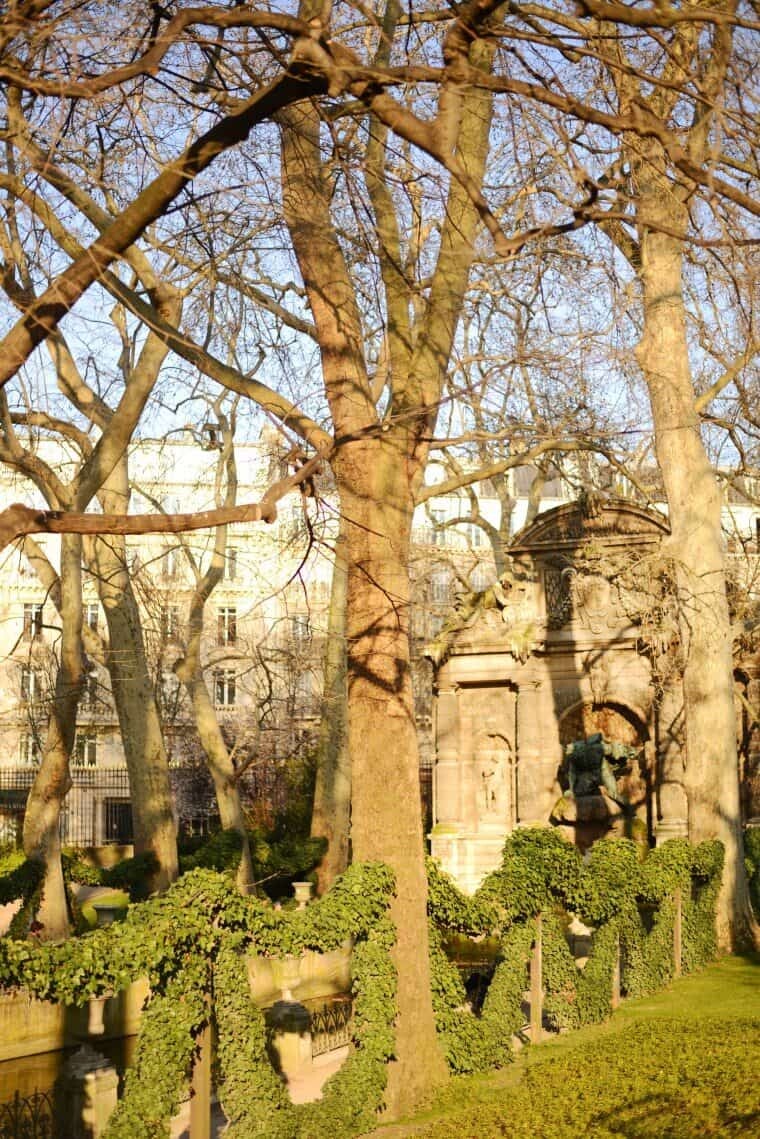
[588,1094,760,1139]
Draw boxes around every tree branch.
[0,451,327,552]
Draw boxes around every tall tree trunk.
[311,518,350,893]
[337,436,448,1115]
[636,216,758,950]
[279,16,495,1112]
[87,458,178,892]
[172,415,256,893]
[92,535,178,890]
[178,673,255,891]
[22,534,84,939]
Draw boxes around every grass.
[78,889,129,928]
[366,955,760,1139]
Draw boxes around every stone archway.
[559,700,644,747]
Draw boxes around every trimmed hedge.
[0,860,396,1139]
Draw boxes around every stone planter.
[91,902,125,928]
[292,881,313,909]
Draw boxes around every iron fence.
[0,755,426,849]
[309,998,353,1058]
[0,1090,53,1139]
[0,768,131,847]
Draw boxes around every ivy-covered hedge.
[0,847,44,938]
[427,830,724,1073]
[0,860,396,1139]
[744,825,760,918]
[0,829,724,1137]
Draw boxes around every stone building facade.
[429,496,760,893]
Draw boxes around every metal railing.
[0,768,131,847]
[309,998,353,1058]
[0,1090,53,1139]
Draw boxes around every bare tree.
[171,405,256,891]
[0,0,756,1104]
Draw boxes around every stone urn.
[248,940,352,1006]
[292,881,313,909]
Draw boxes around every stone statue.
[563,732,639,807]
[473,734,511,823]
[426,558,540,666]
[479,758,500,815]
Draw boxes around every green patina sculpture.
[563,732,639,807]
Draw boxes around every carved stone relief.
[584,652,611,704]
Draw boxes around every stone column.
[57,1044,118,1139]
[655,678,688,843]
[517,676,559,825]
[433,684,461,827]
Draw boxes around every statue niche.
[472,732,515,830]
[552,702,650,850]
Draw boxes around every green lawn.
[367,955,760,1139]
[78,889,130,928]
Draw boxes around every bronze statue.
[563,732,639,807]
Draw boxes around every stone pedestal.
[57,1045,118,1139]
[550,792,626,851]
[654,815,689,844]
[265,1001,312,1080]
[429,829,506,895]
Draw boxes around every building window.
[20,666,42,703]
[73,732,97,767]
[291,615,311,648]
[82,670,99,709]
[160,669,180,707]
[18,733,41,766]
[284,501,306,540]
[217,606,237,646]
[429,613,445,637]
[84,602,99,632]
[429,509,446,546]
[313,580,330,604]
[161,604,180,642]
[430,573,452,605]
[224,547,238,581]
[161,545,179,579]
[294,671,315,716]
[465,522,484,548]
[22,603,43,639]
[470,563,494,591]
[213,669,236,707]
